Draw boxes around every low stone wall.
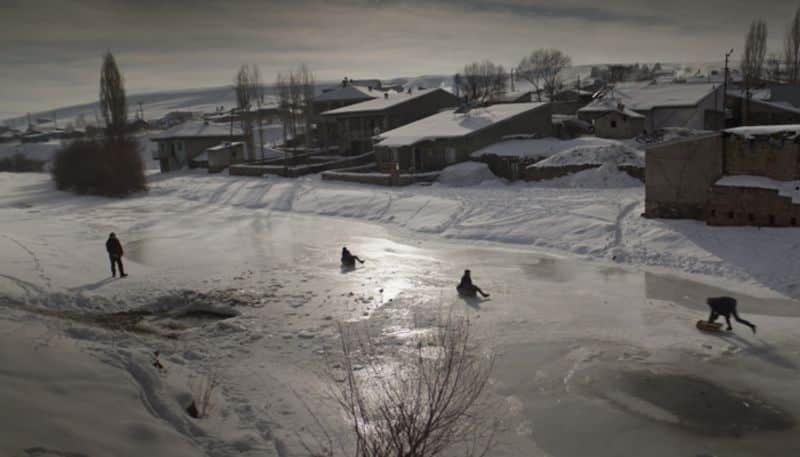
[231,152,374,177]
[706,185,800,227]
[229,164,270,177]
[321,170,439,186]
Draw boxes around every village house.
[645,125,800,226]
[727,85,800,127]
[189,141,248,173]
[321,87,460,155]
[151,121,244,172]
[592,105,646,139]
[373,102,552,173]
[313,83,379,152]
[579,81,725,133]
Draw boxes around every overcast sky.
[1,0,797,118]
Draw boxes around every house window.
[710,209,716,218]
[610,120,618,128]
[728,211,734,219]
[769,215,776,226]
[748,213,755,222]
[792,217,797,226]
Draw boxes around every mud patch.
[604,370,794,436]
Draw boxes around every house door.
[413,148,422,171]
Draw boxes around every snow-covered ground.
[2,170,800,456]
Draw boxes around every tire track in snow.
[1,234,52,290]
[609,199,640,256]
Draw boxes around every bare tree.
[298,64,316,152]
[456,60,507,105]
[311,314,497,457]
[99,52,128,141]
[275,72,290,146]
[234,64,264,158]
[741,20,768,124]
[785,7,800,84]
[517,49,571,102]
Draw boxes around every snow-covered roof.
[376,103,548,147]
[725,125,800,139]
[579,82,720,113]
[472,136,622,160]
[151,121,243,140]
[206,141,244,151]
[322,88,449,116]
[313,85,376,103]
[716,175,800,203]
[597,106,646,119]
[727,88,800,114]
[530,141,644,169]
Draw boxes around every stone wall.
[707,185,800,227]
[724,135,800,181]
[644,134,723,219]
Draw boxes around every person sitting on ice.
[706,296,757,333]
[341,247,365,267]
[457,269,489,297]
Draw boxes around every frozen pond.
[2,192,800,456]
[114,212,800,456]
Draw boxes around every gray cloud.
[0,0,796,117]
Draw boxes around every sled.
[456,286,477,298]
[341,258,356,268]
[696,320,724,332]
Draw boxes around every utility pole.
[722,48,734,177]
[723,48,734,127]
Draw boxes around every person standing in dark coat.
[106,233,127,278]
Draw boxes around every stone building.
[151,121,244,172]
[645,125,800,226]
[320,88,459,155]
[579,82,725,132]
[373,103,552,173]
[592,106,646,139]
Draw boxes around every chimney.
[368,85,373,92]
[407,87,412,94]
[384,92,389,99]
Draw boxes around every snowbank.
[531,142,644,168]
[533,163,643,189]
[437,162,499,187]
[0,320,201,457]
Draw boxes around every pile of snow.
[716,175,800,203]
[437,162,499,187]
[473,136,623,160]
[534,163,643,189]
[531,142,644,169]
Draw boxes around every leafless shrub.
[310,313,497,457]
[51,138,146,196]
